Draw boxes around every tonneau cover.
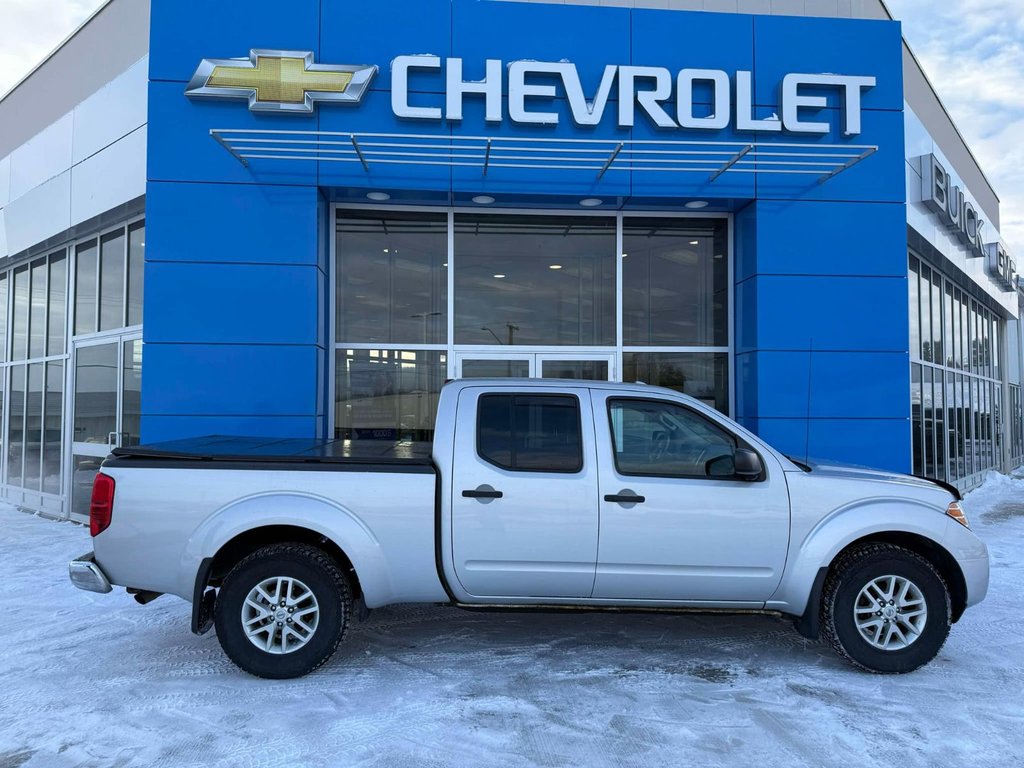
[110,436,434,466]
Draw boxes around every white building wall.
[0,56,148,260]
[904,103,1017,320]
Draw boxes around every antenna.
[805,338,814,465]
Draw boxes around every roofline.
[0,0,1002,210]
[0,0,117,105]
[876,0,1000,204]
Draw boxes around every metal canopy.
[210,128,877,185]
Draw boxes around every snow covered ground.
[1,472,1023,768]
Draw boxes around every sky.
[0,0,1021,248]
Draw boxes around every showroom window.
[0,216,144,519]
[334,208,731,439]
[74,220,145,335]
[1,249,68,496]
[909,254,1005,487]
[453,215,616,347]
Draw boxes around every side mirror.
[733,448,763,481]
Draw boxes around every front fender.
[766,497,954,616]
[177,492,394,606]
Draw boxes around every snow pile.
[963,469,1024,519]
[1,469,1023,767]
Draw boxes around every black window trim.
[475,392,585,475]
[605,396,765,482]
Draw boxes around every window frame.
[475,392,584,475]
[605,396,760,481]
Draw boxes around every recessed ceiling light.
[690,240,700,246]
[367,192,391,201]
[684,200,709,209]
[549,264,563,270]
[472,195,496,205]
[579,198,603,207]
[714,254,724,260]
[621,253,628,259]
[442,262,448,267]
[493,274,506,279]
[383,248,390,253]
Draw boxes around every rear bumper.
[69,552,113,594]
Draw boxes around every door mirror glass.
[704,453,736,478]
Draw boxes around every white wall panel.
[0,209,8,259]
[4,171,71,255]
[70,126,147,225]
[0,154,10,208]
[72,57,148,165]
[8,114,73,202]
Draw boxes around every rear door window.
[477,394,583,473]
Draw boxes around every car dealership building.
[0,0,1021,521]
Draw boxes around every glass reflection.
[73,343,118,444]
[454,215,615,346]
[48,254,67,357]
[100,231,126,331]
[7,365,25,486]
[12,266,29,360]
[462,359,531,378]
[128,223,145,327]
[122,340,142,446]
[335,349,446,441]
[0,276,7,363]
[336,212,447,345]
[75,241,98,336]
[43,361,63,495]
[24,364,44,492]
[623,352,729,414]
[540,359,609,381]
[622,218,728,346]
[29,260,46,360]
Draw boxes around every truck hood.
[790,459,960,500]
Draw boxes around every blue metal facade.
[144,0,910,471]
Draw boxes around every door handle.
[463,487,503,499]
[605,493,645,504]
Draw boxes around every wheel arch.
[207,525,363,599]
[835,532,967,623]
[792,530,968,640]
[181,492,394,615]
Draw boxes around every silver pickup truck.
[70,379,989,679]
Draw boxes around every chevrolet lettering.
[187,50,875,136]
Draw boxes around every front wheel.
[821,543,951,674]
[214,543,352,679]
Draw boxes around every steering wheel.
[649,431,670,463]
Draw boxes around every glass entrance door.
[455,352,615,381]
[69,334,141,519]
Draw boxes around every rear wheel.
[821,543,951,674]
[214,543,352,679]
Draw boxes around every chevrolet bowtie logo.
[186,50,377,114]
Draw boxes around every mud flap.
[193,588,217,636]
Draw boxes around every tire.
[820,543,951,674]
[214,543,352,679]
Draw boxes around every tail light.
[90,473,116,537]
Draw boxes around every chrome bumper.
[69,552,113,594]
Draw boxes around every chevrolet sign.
[187,51,876,136]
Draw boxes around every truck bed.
[108,436,435,472]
